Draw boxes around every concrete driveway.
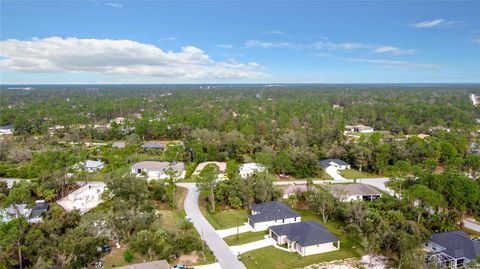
[325,166,347,181]
[229,237,276,255]
[216,223,253,238]
[176,183,247,269]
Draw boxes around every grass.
[199,190,249,230]
[102,247,148,268]
[202,208,249,230]
[224,231,267,246]
[239,209,365,269]
[339,169,383,179]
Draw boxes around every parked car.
[173,264,187,269]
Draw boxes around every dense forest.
[1,84,480,268]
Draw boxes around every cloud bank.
[0,37,265,80]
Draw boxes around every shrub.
[123,250,134,263]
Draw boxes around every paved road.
[177,183,247,269]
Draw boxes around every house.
[57,182,106,214]
[425,230,480,269]
[143,141,167,150]
[239,163,266,179]
[113,260,169,269]
[0,204,30,222]
[280,184,309,199]
[0,178,22,189]
[354,124,374,133]
[319,159,351,170]
[329,183,382,202]
[0,124,14,135]
[248,201,301,231]
[29,200,49,223]
[131,161,186,180]
[193,161,227,180]
[111,117,126,124]
[76,160,104,172]
[112,141,126,148]
[269,221,340,256]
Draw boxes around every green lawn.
[202,208,249,230]
[339,169,383,179]
[239,209,364,269]
[224,231,267,246]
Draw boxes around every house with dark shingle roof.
[248,201,301,231]
[425,230,480,268]
[319,159,351,170]
[269,221,340,256]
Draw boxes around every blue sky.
[1,1,479,84]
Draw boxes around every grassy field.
[223,231,267,246]
[102,247,148,268]
[339,169,383,179]
[239,209,365,269]
[202,208,249,230]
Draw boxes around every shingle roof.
[249,201,300,223]
[319,159,350,168]
[330,183,381,196]
[270,221,339,246]
[85,160,104,168]
[143,141,167,149]
[429,230,480,260]
[113,260,170,269]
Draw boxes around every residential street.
[176,183,247,269]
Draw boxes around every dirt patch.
[175,251,201,266]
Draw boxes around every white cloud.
[410,19,458,28]
[246,39,414,55]
[159,37,177,41]
[216,44,234,49]
[0,37,266,80]
[104,3,122,8]
[245,40,297,49]
[312,41,415,55]
[349,58,437,68]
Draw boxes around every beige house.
[131,161,186,180]
[329,183,382,202]
[269,221,340,256]
[193,161,227,180]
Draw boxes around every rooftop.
[429,230,480,260]
[249,201,300,223]
[113,260,170,269]
[329,183,381,196]
[319,159,350,168]
[270,221,339,246]
[193,161,227,175]
[132,161,185,172]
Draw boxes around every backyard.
[223,231,267,246]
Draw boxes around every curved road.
[177,183,247,269]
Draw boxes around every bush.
[123,250,134,263]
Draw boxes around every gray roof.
[143,141,167,149]
[330,183,381,196]
[319,159,350,168]
[30,201,49,219]
[113,260,169,269]
[249,201,300,223]
[429,230,480,260]
[270,221,339,246]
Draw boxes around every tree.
[307,188,335,223]
[226,160,239,179]
[197,164,220,213]
[404,184,446,223]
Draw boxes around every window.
[282,219,285,223]
[294,217,296,221]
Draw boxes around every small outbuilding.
[319,159,351,170]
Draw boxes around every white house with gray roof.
[425,230,480,268]
[269,221,340,256]
[248,201,301,231]
[319,159,351,170]
[329,183,382,202]
[131,161,185,180]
